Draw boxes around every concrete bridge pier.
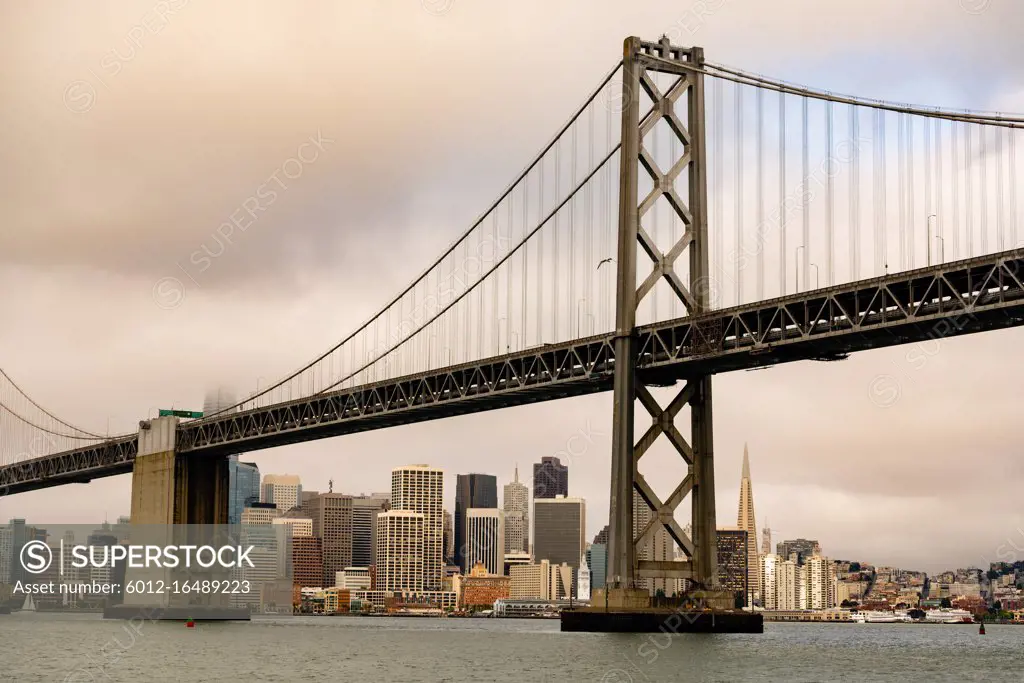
[105,416,248,621]
[129,416,229,525]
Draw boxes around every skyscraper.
[305,492,354,587]
[375,510,425,593]
[503,466,529,554]
[736,444,759,605]
[203,387,239,416]
[228,456,261,525]
[803,555,837,609]
[392,465,443,590]
[586,541,607,593]
[466,508,504,575]
[442,509,454,564]
[533,496,585,569]
[351,493,390,568]
[454,473,497,571]
[533,456,568,499]
[261,474,302,513]
[716,528,749,607]
[760,553,799,610]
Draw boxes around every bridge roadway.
[3,248,1024,496]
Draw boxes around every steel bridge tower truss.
[608,36,717,593]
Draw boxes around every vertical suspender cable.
[736,83,744,305]
[779,90,787,295]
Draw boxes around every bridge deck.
[3,249,1023,495]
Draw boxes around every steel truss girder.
[0,437,137,496]
[638,249,1024,374]
[3,250,1024,496]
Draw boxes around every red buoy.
[186,619,195,629]
[979,622,985,635]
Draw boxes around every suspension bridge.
[2,36,1023,606]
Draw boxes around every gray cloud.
[1,0,1022,574]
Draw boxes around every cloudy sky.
[1,1,1023,574]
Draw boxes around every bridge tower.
[606,36,718,602]
[130,416,229,525]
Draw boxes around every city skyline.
[4,440,1018,575]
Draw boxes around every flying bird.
[596,258,613,270]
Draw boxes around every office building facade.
[587,541,607,592]
[305,493,354,587]
[716,528,749,607]
[503,466,529,554]
[391,465,443,590]
[228,456,261,525]
[375,509,425,593]
[466,509,504,576]
[533,496,585,569]
[351,493,389,568]
[261,474,303,513]
[533,456,568,499]
[454,473,497,571]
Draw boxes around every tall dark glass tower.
[454,474,497,571]
[228,456,261,525]
[533,456,568,499]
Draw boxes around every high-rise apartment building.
[533,496,585,570]
[352,494,389,569]
[454,473,497,571]
[717,528,749,608]
[503,467,530,554]
[804,555,837,609]
[760,553,800,610]
[776,539,822,566]
[391,465,443,590]
[736,444,759,605]
[466,509,504,575]
[228,456,261,525]
[533,456,568,499]
[261,474,302,513]
[375,510,425,593]
[304,493,354,587]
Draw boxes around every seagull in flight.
[597,258,614,270]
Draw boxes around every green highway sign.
[158,409,204,419]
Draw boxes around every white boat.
[924,608,973,624]
[19,594,36,613]
[852,610,900,623]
